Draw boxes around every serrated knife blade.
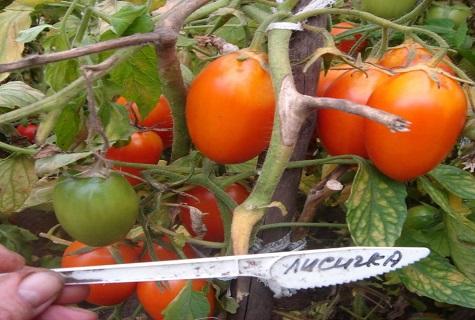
[42,247,429,289]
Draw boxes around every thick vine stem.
[154,0,211,162]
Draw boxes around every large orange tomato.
[331,22,368,54]
[379,40,455,75]
[105,131,163,185]
[61,241,138,306]
[317,66,392,158]
[365,70,466,182]
[117,96,174,149]
[186,50,275,164]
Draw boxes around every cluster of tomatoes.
[61,237,215,319]
[316,39,467,182]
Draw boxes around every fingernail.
[18,272,63,307]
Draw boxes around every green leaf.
[0,154,38,215]
[427,165,475,200]
[455,21,469,49]
[109,4,153,36]
[0,81,45,110]
[345,160,407,246]
[98,100,135,142]
[109,45,161,117]
[44,59,80,92]
[419,176,455,216]
[411,227,450,257]
[162,280,211,320]
[0,224,37,264]
[0,4,33,81]
[397,253,475,308]
[54,99,85,150]
[445,207,475,281]
[42,19,81,92]
[16,24,54,43]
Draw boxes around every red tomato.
[135,236,197,262]
[178,183,250,242]
[186,49,275,164]
[61,241,138,306]
[379,40,455,74]
[16,122,37,143]
[137,279,215,320]
[317,66,392,158]
[118,96,174,149]
[365,70,467,182]
[331,22,368,54]
[105,131,163,185]
[316,64,352,97]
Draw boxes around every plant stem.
[0,141,36,156]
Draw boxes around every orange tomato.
[106,131,163,185]
[365,70,466,182]
[61,241,138,306]
[186,50,275,164]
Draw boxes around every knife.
[46,247,429,290]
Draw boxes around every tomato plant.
[378,40,455,74]
[178,183,250,242]
[61,240,138,306]
[365,70,467,182]
[16,122,37,143]
[186,49,275,164]
[105,131,164,185]
[137,279,215,320]
[331,22,368,54]
[53,172,139,246]
[360,0,418,19]
[426,1,472,28]
[317,66,392,158]
[118,96,174,149]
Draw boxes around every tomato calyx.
[236,48,271,73]
[390,63,470,88]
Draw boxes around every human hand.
[0,245,97,320]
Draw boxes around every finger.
[18,271,65,318]
[0,245,25,272]
[34,305,98,320]
[55,285,90,305]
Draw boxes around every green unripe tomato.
[426,1,472,28]
[361,0,418,19]
[403,204,441,231]
[53,172,139,247]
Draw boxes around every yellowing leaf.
[0,154,38,215]
[0,4,33,81]
[345,159,407,246]
[398,253,475,308]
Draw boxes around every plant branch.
[153,0,211,162]
[0,33,163,75]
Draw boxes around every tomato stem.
[248,11,290,53]
[0,141,36,156]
